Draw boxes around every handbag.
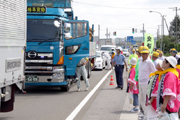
[128,91,133,104]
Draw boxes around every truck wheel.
[87,61,91,78]
[61,82,70,92]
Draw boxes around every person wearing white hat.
[110,47,128,89]
[156,56,179,120]
[103,52,111,70]
[146,60,163,119]
[127,57,139,113]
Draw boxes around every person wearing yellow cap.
[138,46,156,119]
[158,51,165,61]
[170,48,176,52]
[156,49,160,53]
[135,46,144,84]
[134,46,144,117]
[152,52,159,68]
[128,49,138,65]
[136,49,139,56]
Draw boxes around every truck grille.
[25,52,54,76]
[25,52,53,66]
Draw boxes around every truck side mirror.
[64,33,72,39]
[64,23,71,33]
[54,20,61,28]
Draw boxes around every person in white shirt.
[138,46,156,120]
[152,52,159,68]
[103,52,111,70]
[158,51,164,61]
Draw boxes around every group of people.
[75,45,180,119]
[125,47,180,120]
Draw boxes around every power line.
[73,1,167,9]
[171,0,180,7]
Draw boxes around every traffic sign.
[127,36,133,42]
[131,41,136,44]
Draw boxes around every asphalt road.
[0,63,128,120]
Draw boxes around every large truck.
[0,0,26,112]
[25,0,96,91]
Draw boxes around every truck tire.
[0,85,15,112]
[61,82,70,92]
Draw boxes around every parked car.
[94,51,106,70]
[123,49,130,57]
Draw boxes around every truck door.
[63,20,89,76]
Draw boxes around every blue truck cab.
[25,0,96,91]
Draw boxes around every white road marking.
[66,70,112,120]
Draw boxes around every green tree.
[169,15,180,38]
[156,35,178,52]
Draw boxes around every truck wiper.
[38,38,60,45]
[27,39,43,42]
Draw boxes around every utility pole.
[98,25,100,49]
[106,28,108,39]
[157,25,161,40]
[106,28,108,45]
[170,7,180,43]
[161,16,164,51]
[143,23,144,42]
[105,28,110,45]
[164,17,170,36]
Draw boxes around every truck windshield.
[27,19,60,41]
[100,47,112,51]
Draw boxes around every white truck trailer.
[0,0,26,112]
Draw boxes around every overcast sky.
[72,0,180,39]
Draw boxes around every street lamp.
[149,11,164,51]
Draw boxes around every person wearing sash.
[147,60,163,119]
[127,57,139,112]
[156,56,179,120]
[176,56,180,118]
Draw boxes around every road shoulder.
[119,93,138,120]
